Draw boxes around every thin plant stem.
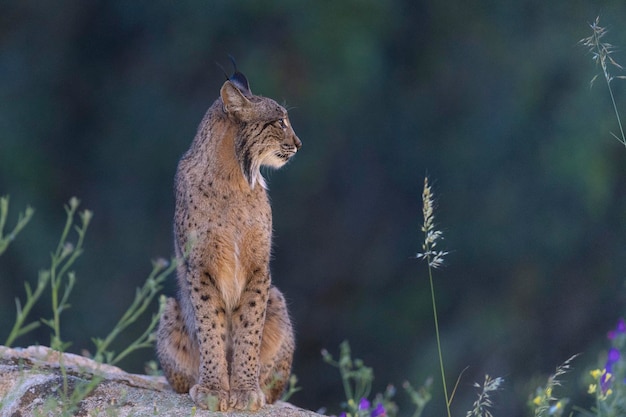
[0,196,35,256]
[605,76,625,147]
[4,270,49,346]
[403,378,433,417]
[280,375,302,402]
[427,260,451,417]
[92,258,176,364]
[41,198,91,352]
[593,19,626,147]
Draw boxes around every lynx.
[156,67,300,411]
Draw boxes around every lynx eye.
[277,118,287,129]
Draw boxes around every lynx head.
[220,71,301,189]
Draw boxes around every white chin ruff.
[250,153,290,190]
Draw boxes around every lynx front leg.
[183,269,231,411]
[228,268,271,411]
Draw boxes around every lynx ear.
[220,81,252,116]
[218,55,252,97]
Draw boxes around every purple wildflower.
[605,344,621,373]
[608,318,626,340]
[358,398,370,410]
[600,371,613,394]
[339,413,347,417]
[371,403,386,417]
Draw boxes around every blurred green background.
[2,1,626,416]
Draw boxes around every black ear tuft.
[220,55,252,97]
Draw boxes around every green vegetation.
[0,196,34,257]
[317,17,626,417]
[40,197,91,352]
[0,197,175,416]
[91,259,176,365]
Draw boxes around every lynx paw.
[189,384,229,411]
[229,387,266,411]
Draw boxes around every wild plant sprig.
[416,176,451,417]
[467,375,504,417]
[580,16,626,147]
[322,341,397,417]
[4,269,50,347]
[21,198,92,402]
[403,378,433,417]
[2,194,44,347]
[0,195,35,256]
[280,374,303,403]
[92,257,177,365]
[40,197,92,352]
[322,341,374,416]
[531,355,578,417]
[4,198,91,348]
[59,374,104,417]
[584,318,626,417]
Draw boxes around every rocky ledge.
[0,345,322,417]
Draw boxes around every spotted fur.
[156,73,300,412]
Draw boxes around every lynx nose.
[293,135,302,150]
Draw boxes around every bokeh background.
[2,1,626,416]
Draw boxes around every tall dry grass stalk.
[581,16,626,147]
[466,375,503,417]
[417,177,450,417]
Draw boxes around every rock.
[0,345,323,417]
